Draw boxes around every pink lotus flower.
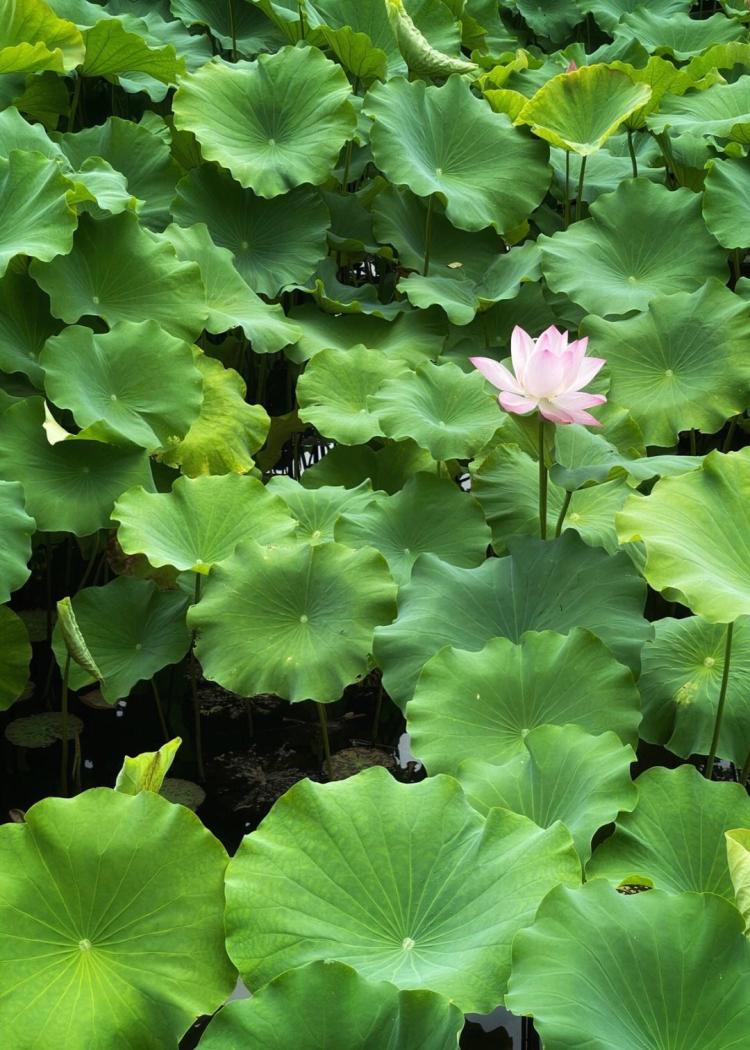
[471,325,606,426]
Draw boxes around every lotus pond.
[3,0,750,1047]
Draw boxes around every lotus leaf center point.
[78,938,92,951]
[299,614,308,623]
[402,936,416,951]
[704,656,716,667]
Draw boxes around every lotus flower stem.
[723,418,738,453]
[733,248,743,284]
[689,429,697,456]
[191,574,206,782]
[60,653,71,797]
[705,620,735,780]
[68,75,81,133]
[627,129,638,179]
[538,414,548,539]
[740,746,750,785]
[564,152,571,228]
[317,703,333,779]
[298,1,306,40]
[151,679,169,743]
[575,156,587,222]
[227,0,237,61]
[423,193,435,275]
[555,490,572,537]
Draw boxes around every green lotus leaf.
[301,440,437,494]
[516,64,651,155]
[0,102,65,159]
[0,787,235,1048]
[0,396,153,536]
[457,725,636,863]
[79,16,185,83]
[0,605,31,711]
[190,540,397,702]
[0,0,85,73]
[372,184,505,282]
[67,155,138,218]
[581,281,750,446]
[376,532,650,706]
[364,75,550,234]
[408,629,641,774]
[173,47,356,198]
[513,0,582,44]
[540,178,725,317]
[398,242,541,325]
[171,165,330,297]
[285,302,445,366]
[52,576,191,700]
[639,615,750,768]
[368,360,500,461]
[159,354,270,476]
[225,767,580,1011]
[703,156,750,250]
[0,480,34,604]
[551,422,700,489]
[30,213,207,342]
[506,881,750,1049]
[617,449,750,622]
[300,258,407,321]
[0,269,61,384]
[607,55,714,131]
[579,0,690,33]
[471,444,630,555]
[198,960,464,1050]
[5,710,82,747]
[726,829,750,933]
[335,473,491,586]
[384,0,475,78]
[160,776,205,810]
[266,476,376,544]
[616,10,745,61]
[170,0,286,56]
[0,149,76,278]
[163,223,300,353]
[114,474,297,573]
[115,737,181,795]
[40,320,203,450]
[648,75,750,144]
[57,116,181,229]
[297,345,408,445]
[588,765,750,897]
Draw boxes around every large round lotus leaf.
[513,0,582,44]
[301,259,409,321]
[375,532,650,705]
[75,16,183,87]
[335,473,491,586]
[198,960,464,1050]
[368,360,500,461]
[0,605,31,711]
[727,829,750,932]
[648,75,750,143]
[297,345,408,445]
[457,725,636,863]
[617,449,750,622]
[225,767,580,1011]
[285,302,445,367]
[162,223,299,353]
[0,268,61,385]
[170,0,286,56]
[114,474,297,573]
[703,156,750,250]
[587,765,750,897]
[0,480,34,604]
[515,64,651,155]
[471,444,630,556]
[581,282,750,446]
[57,116,181,229]
[616,10,744,61]
[0,396,153,536]
[173,47,356,197]
[52,576,191,701]
[540,178,726,317]
[30,212,207,342]
[0,149,76,278]
[266,476,376,544]
[506,881,750,1050]
[5,711,82,748]
[363,75,551,234]
[639,615,750,768]
[301,439,436,494]
[408,629,641,774]
[40,320,203,450]
[159,355,270,477]
[171,165,330,297]
[190,540,397,703]
[0,787,235,1048]
[0,0,85,73]
[579,0,691,34]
